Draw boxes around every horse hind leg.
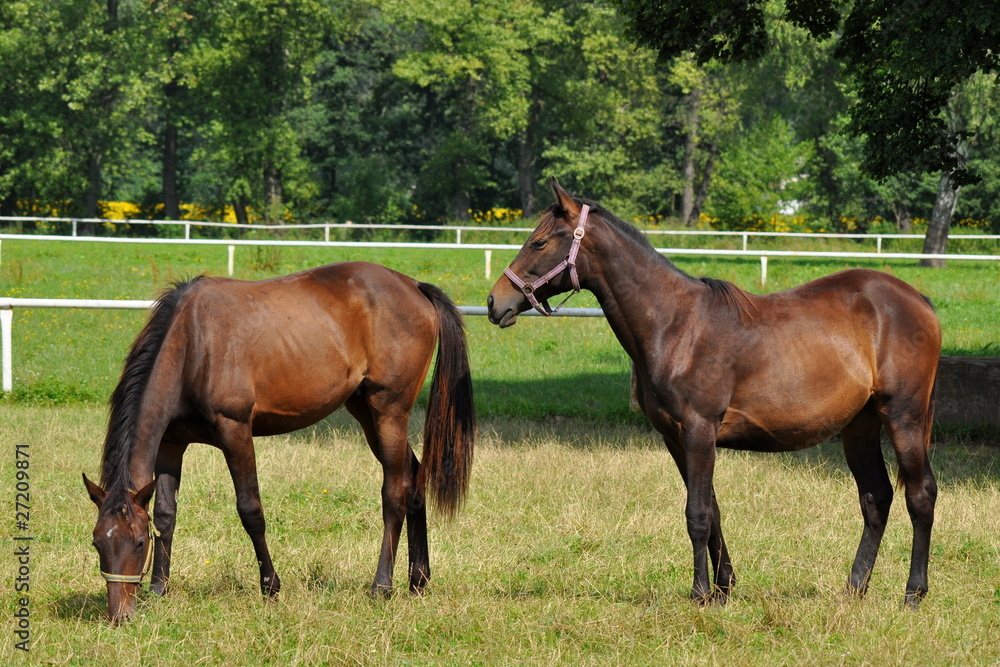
[708,489,735,602]
[841,402,893,598]
[879,396,937,608]
[346,389,428,596]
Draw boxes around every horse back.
[708,269,939,451]
[162,262,439,434]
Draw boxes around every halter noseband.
[100,517,157,585]
[503,204,589,316]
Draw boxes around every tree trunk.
[163,123,180,219]
[517,93,541,217]
[233,197,249,226]
[680,87,702,226]
[1,191,17,217]
[919,170,960,268]
[450,189,470,222]
[893,198,913,233]
[263,161,283,224]
[81,154,101,235]
[689,136,720,225]
[517,131,535,217]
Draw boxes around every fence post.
[877,236,883,253]
[743,233,748,252]
[72,220,78,237]
[760,254,768,286]
[228,245,235,276]
[456,229,462,245]
[484,250,492,279]
[184,223,191,240]
[324,225,330,243]
[1,306,12,392]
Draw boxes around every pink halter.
[503,205,589,316]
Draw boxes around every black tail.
[415,282,476,518]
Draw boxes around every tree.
[667,55,742,226]
[184,0,331,224]
[613,0,1000,182]
[537,4,680,218]
[0,0,159,220]
[384,0,564,220]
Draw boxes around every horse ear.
[549,177,581,218]
[82,473,107,508]
[132,478,157,510]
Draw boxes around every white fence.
[3,221,1000,392]
[0,298,601,392]
[2,232,1000,286]
[3,215,1000,251]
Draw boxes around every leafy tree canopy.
[612,0,1000,184]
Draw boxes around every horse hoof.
[261,573,281,598]
[369,583,393,599]
[903,589,926,609]
[409,568,430,594]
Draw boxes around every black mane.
[99,276,205,492]
[561,195,756,320]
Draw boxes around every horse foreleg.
[218,418,281,598]
[151,441,188,596]
[680,422,720,605]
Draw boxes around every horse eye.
[135,539,145,551]
[531,239,547,250]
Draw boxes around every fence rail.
[3,215,999,251]
[2,232,999,286]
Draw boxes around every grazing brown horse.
[488,179,940,607]
[83,262,475,623]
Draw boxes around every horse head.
[83,473,156,624]
[488,178,592,327]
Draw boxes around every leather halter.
[503,205,589,316]
[101,519,156,585]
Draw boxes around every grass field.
[1,233,999,664]
[2,405,999,664]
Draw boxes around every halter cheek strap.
[101,521,158,585]
[503,205,589,316]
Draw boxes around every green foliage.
[705,115,813,227]
[612,0,1000,184]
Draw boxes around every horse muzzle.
[486,294,520,328]
[106,581,140,624]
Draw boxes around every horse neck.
[581,221,701,359]
[101,327,186,495]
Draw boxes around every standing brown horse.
[488,179,940,607]
[83,262,475,623]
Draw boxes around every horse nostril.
[487,295,494,310]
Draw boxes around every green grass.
[1,237,998,410]
[1,237,999,663]
[1,405,998,664]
